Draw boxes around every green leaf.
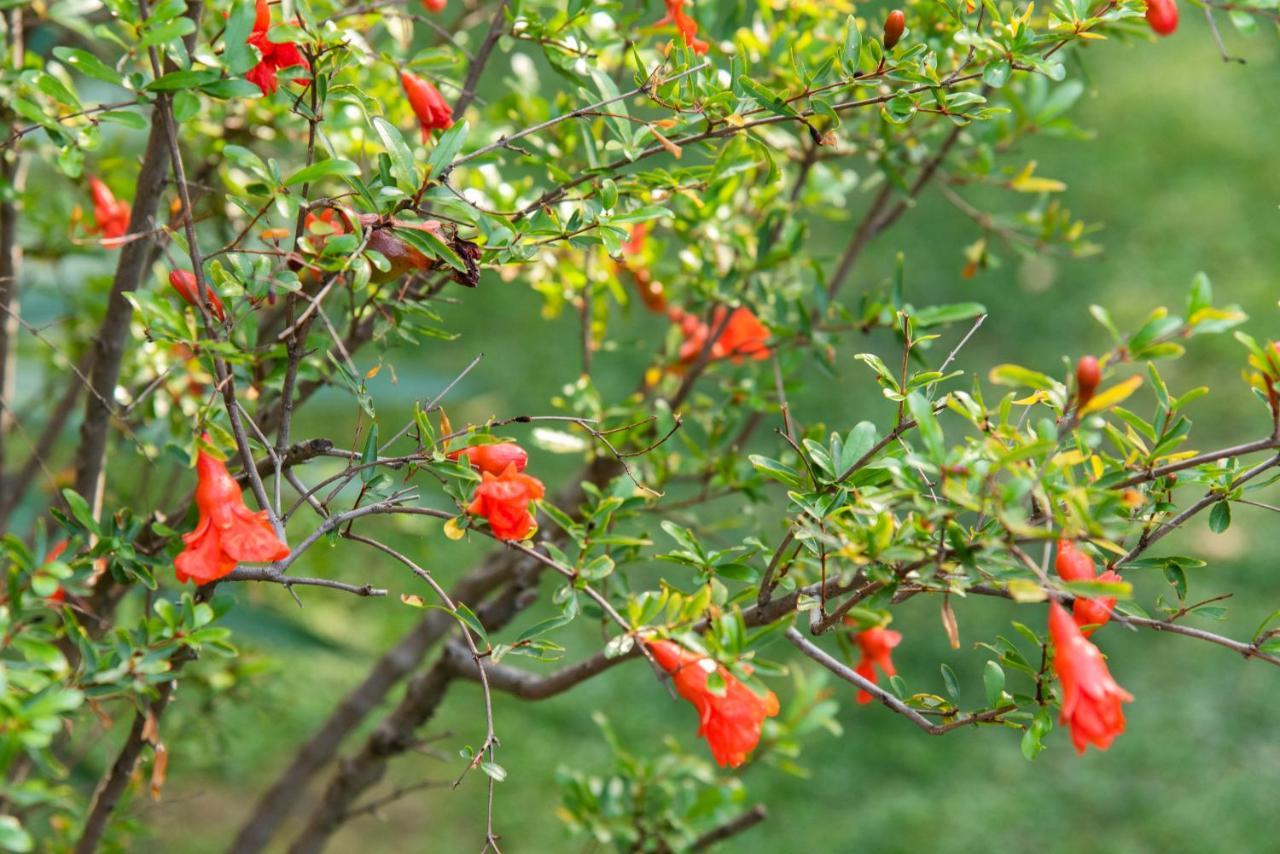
[223,0,259,74]
[911,302,985,328]
[907,392,944,460]
[52,48,124,87]
[738,76,799,119]
[426,120,469,178]
[940,663,960,701]
[360,425,379,484]
[284,159,361,187]
[371,116,418,190]
[840,15,863,74]
[0,816,34,853]
[60,489,100,535]
[983,660,1005,708]
[452,602,489,647]
[749,454,805,487]
[1208,501,1231,534]
[395,226,466,272]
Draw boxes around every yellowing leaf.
[1091,538,1129,556]
[1052,449,1088,467]
[1009,161,1066,193]
[1188,306,1246,326]
[1080,375,1143,415]
[401,593,428,607]
[1006,579,1048,603]
[443,517,466,540]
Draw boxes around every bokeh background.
[94,15,1280,854]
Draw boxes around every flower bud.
[1145,0,1178,35]
[168,269,227,321]
[1075,355,1100,407]
[883,10,905,50]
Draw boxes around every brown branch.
[74,651,191,854]
[786,628,1016,735]
[73,3,205,515]
[0,6,26,508]
[443,643,633,699]
[452,0,510,117]
[231,457,622,852]
[691,804,768,851]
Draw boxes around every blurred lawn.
[140,22,1280,854]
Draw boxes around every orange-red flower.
[466,463,545,541]
[175,439,290,585]
[169,269,227,321]
[646,639,779,768]
[656,0,709,54]
[1049,601,1132,753]
[422,0,446,10]
[852,626,901,704]
[1074,570,1121,636]
[88,177,130,243]
[449,442,528,475]
[401,70,454,141]
[671,306,771,365]
[246,0,309,96]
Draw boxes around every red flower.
[656,0,709,55]
[466,463,545,541]
[1145,0,1178,35]
[449,442,528,476]
[246,0,309,96]
[671,306,771,365]
[1054,539,1095,582]
[88,177,130,243]
[169,269,227,321]
[400,71,454,141]
[646,639,779,768]
[1074,570,1121,636]
[1049,601,1133,753]
[175,439,290,585]
[852,626,901,704]
[422,0,446,10]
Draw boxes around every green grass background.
[133,19,1280,854]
